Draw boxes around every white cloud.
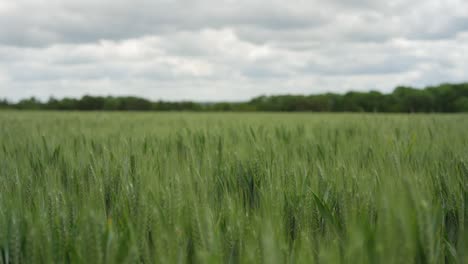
[0,0,467,101]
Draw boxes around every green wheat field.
[0,112,467,263]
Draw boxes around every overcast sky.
[1,0,468,101]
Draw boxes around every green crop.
[0,112,467,263]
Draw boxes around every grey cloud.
[408,16,468,40]
[5,0,467,48]
[0,0,329,47]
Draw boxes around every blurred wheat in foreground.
[0,112,467,263]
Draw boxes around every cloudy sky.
[1,0,468,101]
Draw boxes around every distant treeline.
[2,83,468,112]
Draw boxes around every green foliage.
[454,97,468,112]
[0,112,467,263]
[0,99,10,109]
[2,82,468,112]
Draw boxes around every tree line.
[2,83,468,112]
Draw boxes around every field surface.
[0,112,467,263]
